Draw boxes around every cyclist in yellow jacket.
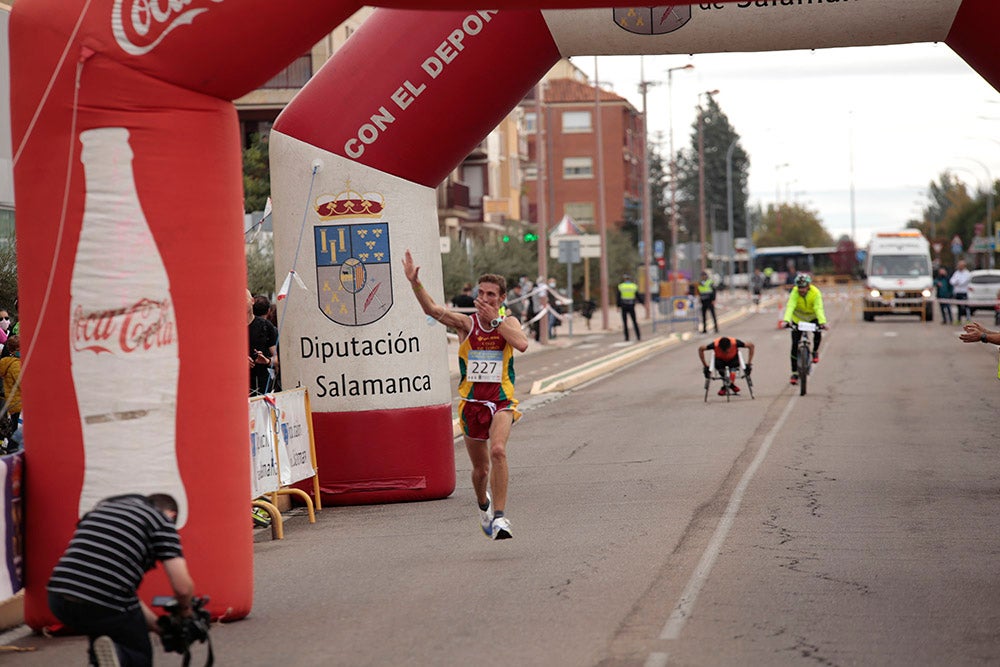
[782,273,827,385]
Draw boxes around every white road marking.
[657,395,799,641]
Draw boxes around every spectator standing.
[934,266,954,325]
[451,283,475,310]
[264,302,282,392]
[531,275,547,341]
[0,309,11,353]
[750,269,764,309]
[950,259,972,323]
[248,291,278,396]
[519,277,536,335]
[547,277,559,338]
[0,335,21,428]
[47,493,195,667]
[506,282,525,322]
[616,274,641,342]
[8,298,18,336]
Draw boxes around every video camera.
[153,595,213,666]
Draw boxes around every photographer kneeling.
[48,493,195,667]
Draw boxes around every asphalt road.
[8,287,1000,666]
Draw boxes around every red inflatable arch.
[268,0,1000,508]
[9,0,998,629]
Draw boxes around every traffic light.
[523,232,538,242]
[502,235,510,243]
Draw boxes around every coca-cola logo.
[112,0,223,56]
[72,298,176,354]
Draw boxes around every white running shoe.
[491,515,512,540]
[479,491,493,537]
[93,636,121,667]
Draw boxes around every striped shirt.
[47,494,183,612]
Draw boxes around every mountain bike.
[793,321,818,396]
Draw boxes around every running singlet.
[457,315,516,403]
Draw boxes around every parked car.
[965,269,1000,315]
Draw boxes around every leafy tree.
[648,142,671,254]
[753,202,833,248]
[243,133,270,214]
[674,96,750,247]
[246,241,275,299]
[910,171,997,268]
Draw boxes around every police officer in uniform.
[617,274,641,342]
[697,271,718,334]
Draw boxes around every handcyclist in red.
[698,336,755,395]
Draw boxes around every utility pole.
[638,56,659,317]
[666,63,694,294]
[697,90,718,275]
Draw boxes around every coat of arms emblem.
[614,6,691,35]
[314,185,391,326]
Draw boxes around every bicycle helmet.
[794,273,812,288]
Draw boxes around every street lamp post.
[594,56,610,329]
[666,63,693,295]
[773,161,789,237]
[638,56,660,318]
[697,89,718,275]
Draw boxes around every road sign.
[558,239,581,264]
[654,239,665,258]
[550,234,600,259]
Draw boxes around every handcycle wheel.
[745,374,755,399]
[798,343,809,396]
[704,377,710,402]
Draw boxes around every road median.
[529,332,692,394]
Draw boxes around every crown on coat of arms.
[315,181,385,219]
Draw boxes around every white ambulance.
[862,231,934,321]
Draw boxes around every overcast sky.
[570,42,1000,248]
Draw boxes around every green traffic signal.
[523,232,538,242]
[502,235,510,243]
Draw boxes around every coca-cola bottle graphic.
[70,127,187,526]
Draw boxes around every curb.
[529,333,689,394]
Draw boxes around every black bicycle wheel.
[798,343,809,396]
[704,378,710,402]
[746,375,755,399]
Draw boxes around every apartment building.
[522,60,645,235]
